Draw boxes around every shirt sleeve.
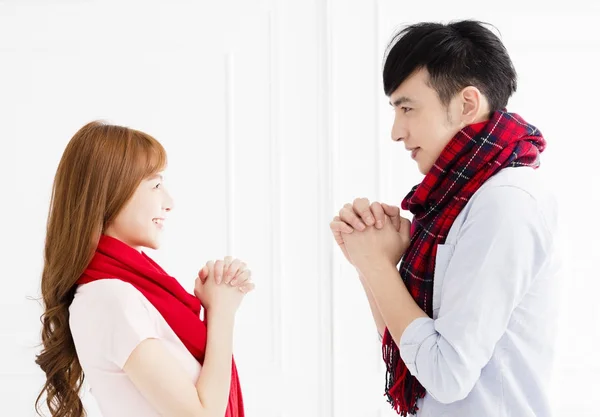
[399,185,554,404]
[99,281,161,369]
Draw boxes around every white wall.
[1,1,598,416]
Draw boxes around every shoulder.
[69,279,162,368]
[447,167,560,251]
[466,167,559,232]
[70,279,152,319]
[478,166,557,206]
[473,167,560,234]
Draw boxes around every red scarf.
[78,235,244,417]
[382,111,546,415]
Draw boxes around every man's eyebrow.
[389,96,414,107]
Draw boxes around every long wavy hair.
[35,121,167,417]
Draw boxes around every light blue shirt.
[399,167,562,416]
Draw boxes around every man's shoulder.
[480,166,554,199]
[447,167,560,242]
[469,166,560,233]
[480,166,557,211]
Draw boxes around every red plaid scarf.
[78,235,244,417]
[382,111,546,415]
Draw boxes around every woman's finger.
[214,259,224,284]
[230,268,251,287]
[222,256,233,282]
[238,281,255,293]
[225,258,241,284]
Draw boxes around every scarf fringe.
[382,330,425,416]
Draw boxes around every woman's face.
[104,172,173,251]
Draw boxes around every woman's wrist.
[205,305,236,324]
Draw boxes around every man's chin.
[418,163,432,175]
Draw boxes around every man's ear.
[459,86,485,125]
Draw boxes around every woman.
[35,121,254,417]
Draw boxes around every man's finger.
[330,216,354,234]
[331,227,346,246]
[352,197,374,226]
[339,205,366,231]
[370,202,385,229]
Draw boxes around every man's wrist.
[358,259,397,282]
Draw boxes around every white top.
[69,279,202,417]
[399,167,562,416]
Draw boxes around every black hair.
[383,20,517,112]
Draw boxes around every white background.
[1,1,598,416]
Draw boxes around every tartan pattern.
[382,111,546,415]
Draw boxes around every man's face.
[389,68,465,175]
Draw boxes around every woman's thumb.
[198,266,209,282]
[194,277,205,298]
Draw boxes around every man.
[330,20,561,416]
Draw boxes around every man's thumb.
[382,203,401,231]
[400,216,412,236]
[382,202,400,217]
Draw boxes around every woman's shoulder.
[69,279,162,367]
[69,279,158,334]
[71,279,146,308]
